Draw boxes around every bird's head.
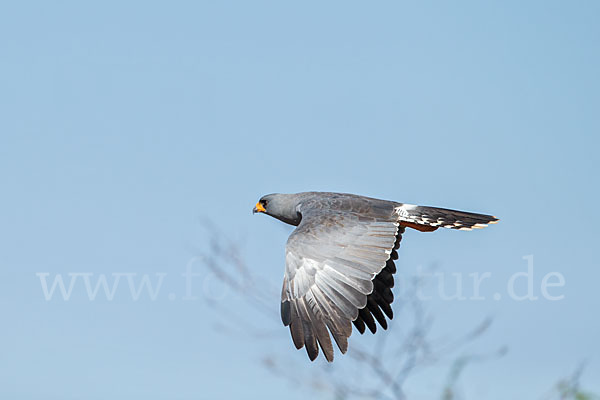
[253,193,302,226]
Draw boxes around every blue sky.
[1,1,599,399]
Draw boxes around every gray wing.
[281,208,400,362]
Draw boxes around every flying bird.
[253,192,498,362]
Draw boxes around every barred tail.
[395,204,499,232]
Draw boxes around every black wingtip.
[353,318,366,334]
[323,348,334,362]
[359,307,377,334]
[306,345,319,361]
[281,300,291,326]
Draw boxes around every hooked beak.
[253,202,266,214]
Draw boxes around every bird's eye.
[261,199,268,206]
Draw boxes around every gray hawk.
[252,192,498,362]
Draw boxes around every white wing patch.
[394,204,417,219]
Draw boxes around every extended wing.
[281,208,400,361]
